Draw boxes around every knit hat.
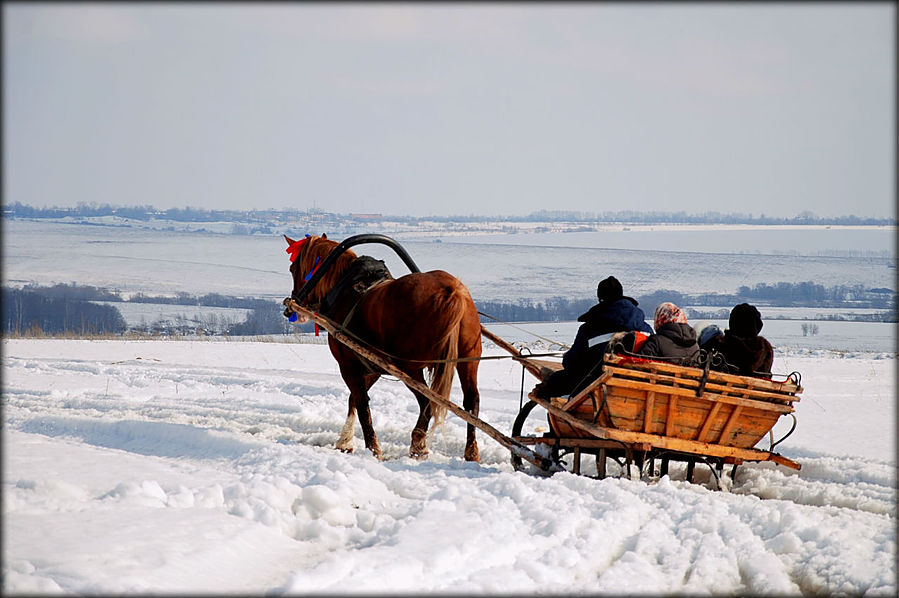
[654,302,688,331]
[729,303,763,337]
[596,276,623,303]
[696,323,723,347]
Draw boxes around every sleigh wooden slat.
[601,362,800,405]
[509,351,802,486]
[547,355,799,451]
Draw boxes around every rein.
[291,233,421,305]
[283,298,562,367]
[284,233,565,367]
[476,311,571,350]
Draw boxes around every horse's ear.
[284,234,296,247]
[321,233,328,240]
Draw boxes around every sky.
[3,2,895,218]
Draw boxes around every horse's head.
[284,233,357,314]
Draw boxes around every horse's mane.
[300,235,358,307]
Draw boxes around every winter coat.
[637,322,700,366]
[535,297,652,398]
[562,297,653,374]
[719,331,774,377]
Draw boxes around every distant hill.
[3,201,894,227]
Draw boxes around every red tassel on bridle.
[286,234,322,336]
[286,234,311,263]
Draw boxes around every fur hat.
[596,276,623,303]
[654,302,687,331]
[729,303,763,337]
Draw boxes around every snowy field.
[3,219,896,593]
[4,220,895,304]
[431,225,895,258]
[2,336,896,595]
[92,302,252,334]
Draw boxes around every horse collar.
[320,256,393,318]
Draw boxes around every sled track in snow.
[3,341,895,594]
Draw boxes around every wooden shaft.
[479,325,548,380]
[284,299,563,473]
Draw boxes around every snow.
[433,225,895,258]
[3,337,895,594]
[92,301,251,333]
[4,219,895,303]
[3,219,896,593]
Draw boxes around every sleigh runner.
[283,234,801,488]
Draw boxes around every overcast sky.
[3,3,895,218]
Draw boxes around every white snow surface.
[2,337,896,595]
[4,220,895,302]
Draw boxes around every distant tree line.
[4,280,895,337]
[4,201,894,227]
[523,209,894,226]
[17,284,272,310]
[17,283,122,302]
[476,297,596,323]
[128,291,265,309]
[626,283,895,311]
[2,284,314,337]
[3,287,127,335]
[225,303,315,336]
[475,282,897,323]
[735,282,895,308]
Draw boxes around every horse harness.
[311,256,394,376]
[317,255,393,327]
[288,251,562,371]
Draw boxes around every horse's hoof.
[410,429,428,460]
[464,444,480,463]
[338,446,354,454]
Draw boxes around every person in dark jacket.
[533,276,653,398]
[694,322,724,352]
[637,302,700,366]
[718,303,774,377]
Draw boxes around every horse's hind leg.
[457,360,481,462]
[407,371,432,460]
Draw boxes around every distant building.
[350,213,382,220]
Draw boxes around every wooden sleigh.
[289,303,802,489]
[486,328,802,487]
[284,234,802,489]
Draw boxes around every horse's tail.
[425,287,467,428]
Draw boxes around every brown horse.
[284,234,482,462]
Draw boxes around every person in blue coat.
[534,276,653,398]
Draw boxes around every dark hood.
[577,296,638,322]
[656,322,698,347]
[577,297,651,333]
[729,303,763,337]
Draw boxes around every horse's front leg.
[335,401,357,453]
[354,373,382,458]
[337,366,381,458]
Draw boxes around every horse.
[284,233,482,462]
